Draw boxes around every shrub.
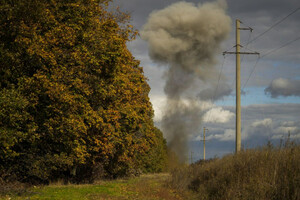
[169,142,300,200]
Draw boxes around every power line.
[241,7,300,89]
[205,56,226,128]
[261,36,300,58]
[240,21,253,32]
[230,31,253,91]
[242,57,260,90]
[241,31,253,61]
[248,6,300,44]
[225,45,235,53]
[242,35,300,89]
[213,56,226,101]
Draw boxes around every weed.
[169,142,300,200]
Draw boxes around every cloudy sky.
[112,0,300,160]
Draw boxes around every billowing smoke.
[141,0,231,162]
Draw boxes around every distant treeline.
[0,0,167,184]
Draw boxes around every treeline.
[0,0,167,184]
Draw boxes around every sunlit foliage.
[0,0,167,183]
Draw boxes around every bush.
[169,142,300,200]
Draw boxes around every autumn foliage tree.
[0,0,167,183]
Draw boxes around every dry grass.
[169,142,300,200]
[118,173,184,200]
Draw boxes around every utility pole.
[190,151,193,164]
[236,19,242,153]
[202,127,209,160]
[223,19,259,153]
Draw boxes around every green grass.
[1,174,184,200]
[28,183,128,200]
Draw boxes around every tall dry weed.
[169,142,300,200]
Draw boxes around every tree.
[0,0,167,183]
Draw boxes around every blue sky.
[217,87,300,106]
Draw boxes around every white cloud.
[203,107,235,123]
[150,94,215,122]
[244,117,300,142]
[199,100,215,110]
[274,126,298,134]
[149,94,166,122]
[206,129,235,141]
[252,118,273,127]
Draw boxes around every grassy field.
[0,173,191,200]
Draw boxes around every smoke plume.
[141,0,231,162]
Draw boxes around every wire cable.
[202,56,227,125]
[229,30,253,91]
[233,31,253,90]
[242,57,260,90]
[213,56,226,101]
[261,36,300,58]
[242,35,300,89]
[248,6,300,44]
[241,31,253,61]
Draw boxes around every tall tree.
[0,0,167,183]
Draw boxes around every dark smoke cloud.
[141,0,231,91]
[162,100,203,162]
[265,78,300,98]
[141,0,231,162]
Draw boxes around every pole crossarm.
[239,27,253,31]
[223,51,260,56]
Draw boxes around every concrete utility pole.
[223,19,259,153]
[236,20,242,152]
[202,127,209,160]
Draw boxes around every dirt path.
[97,173,183,200]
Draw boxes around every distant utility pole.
[223,19,259,153]
[201,127,209,160]
[190,151,194,164]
